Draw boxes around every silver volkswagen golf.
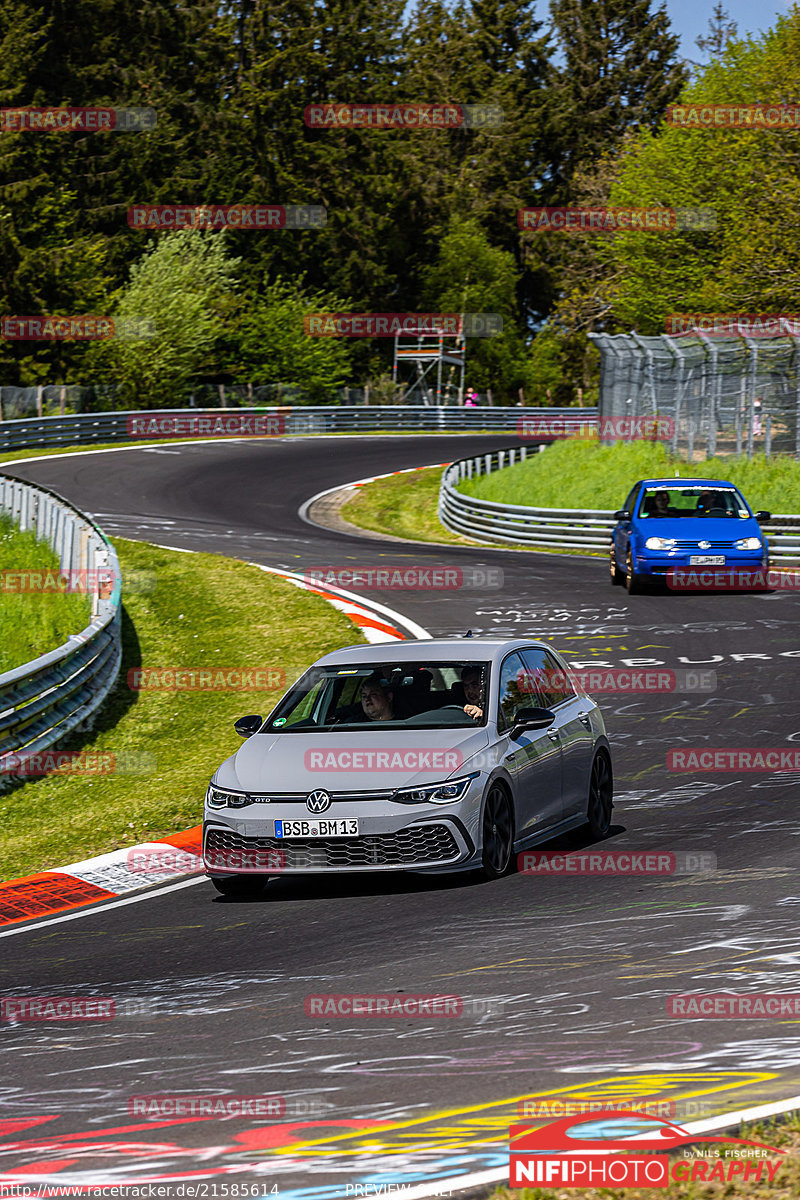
[203,638,613,895]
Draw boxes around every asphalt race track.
[3,434,800,1197]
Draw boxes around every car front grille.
[672,540,736,551]
[204,825,460,869]
[239,790,396,804]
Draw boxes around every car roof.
[313,639,553,666]
[640,478,738,489]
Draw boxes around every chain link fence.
[590,333,800,460]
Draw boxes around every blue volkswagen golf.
[610,478,770,593]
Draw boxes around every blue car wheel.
[626,547,642,594]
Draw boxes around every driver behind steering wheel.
[461,665,485,721]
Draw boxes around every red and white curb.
[0,560,428,929]
[0,827,204,930]
[256,564,430,643]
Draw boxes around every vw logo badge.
[306,789,331,813]
[698,540,711,550]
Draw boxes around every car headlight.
[206,785,253,809]
[393,773,478,805]
[645,537,677,550]
[735,537,762,550]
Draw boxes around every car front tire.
[626,549,642,595]
[585,752,613,840]
[479,784,515,880]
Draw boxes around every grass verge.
[459,438,800,513]
[0,538,364,881]
[491,1116,799,1200]
[0,512,91,672]
[338,465,603,556]
[340,467,476,545]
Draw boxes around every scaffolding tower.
[392,327,466,405]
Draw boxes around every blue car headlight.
[734,537,763,551]
[206,785,253,809]
[394,773,478,805]
[645,537,677,550]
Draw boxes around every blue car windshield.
[637,486,749,519]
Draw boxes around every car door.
[496,651,562,839]
[520,647,595,823]
[614,482,642,568]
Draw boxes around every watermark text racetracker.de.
[518,850,716,875]
[667,103,800,128]
[0,105,156,131]
[518,206,715,232]
[303,566,503,591]
[0,568,155,595]
[516,1097,720,1118]
[1,315,154,340]
[126,412,285,439]
[303,312,502,337]
[127,668,285,692]
[1,996,152,1021]
[517,414,675,441]
[304,102,503,128]
[668,993,800,1018]
[667,312,800,337]
[128,204,326,230]
[519,666,716,694]
[667,568,797,592]
[304,993,504,1017]
[667,747,800,771]
[0,750,155,779]
[304,748,463,772]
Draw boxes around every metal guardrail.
[0,477,122,774]
[438,447,800,564]
[0,405,598,453]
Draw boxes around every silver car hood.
[217,726,491,793]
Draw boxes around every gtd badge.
[306,790,331,813]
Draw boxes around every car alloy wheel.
[480,784,515,879]
[586,752,613,839]
[610,545,625,586]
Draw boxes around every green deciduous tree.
[607,8,800,330]
[90,230,240,406]
[225,276,354,401]
[422,215,531,396]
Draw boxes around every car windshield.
[637,486,749,519]
[263,661,490,731]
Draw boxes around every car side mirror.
[755,510,771,522]
[234,714,262,738]
[510,706,556,738]
[613,509,630,520]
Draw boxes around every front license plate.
[274,819,358,838]
[689,555,725,565]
